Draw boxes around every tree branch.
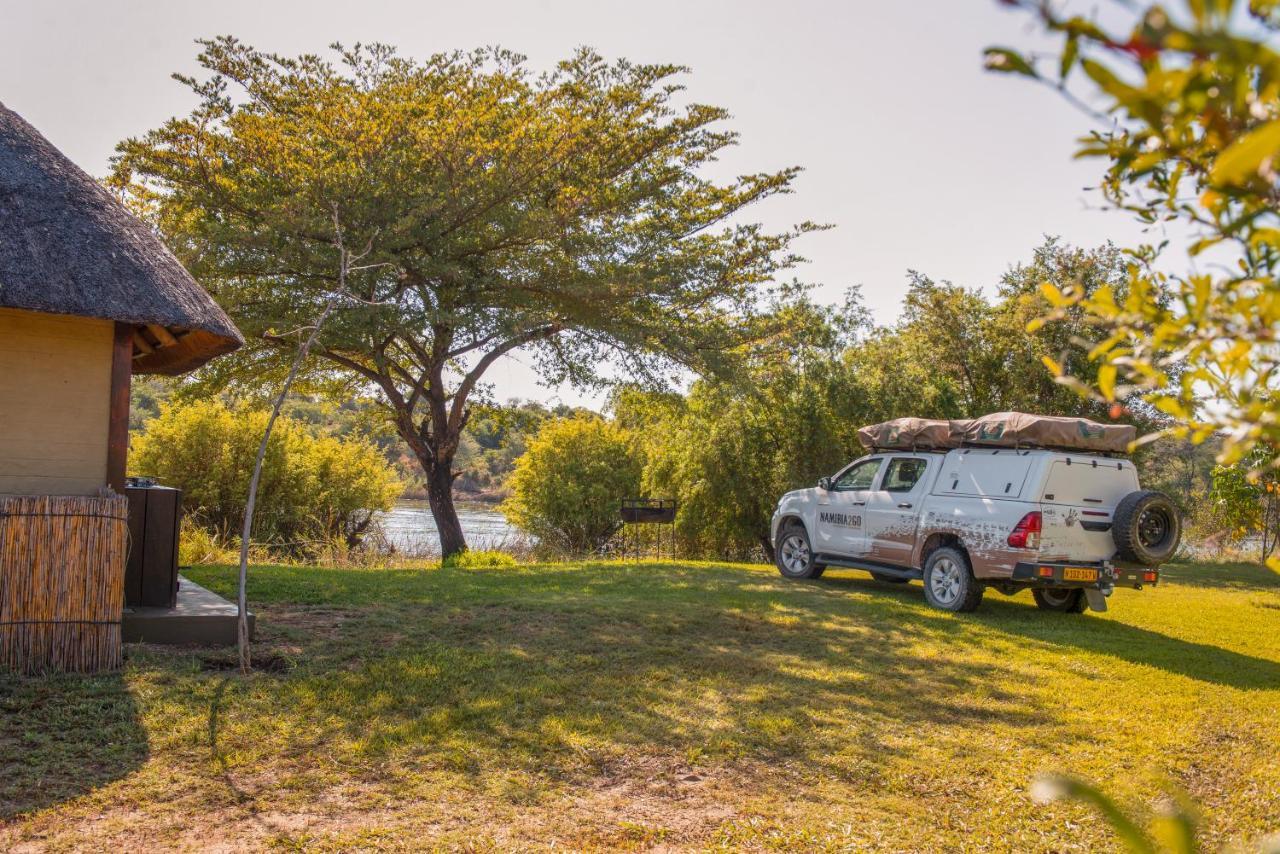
[447,323,563,433]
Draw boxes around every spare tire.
[1112,490,1180,565]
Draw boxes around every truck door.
[865,456,931,567]
[814,456,883,556]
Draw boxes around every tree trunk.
[759,533,776,564]
[425,456,467,558]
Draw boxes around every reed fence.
[0,494,128,674]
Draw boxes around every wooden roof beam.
[132,327,154,357]
[146,324,179,348]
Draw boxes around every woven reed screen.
[0,495,128,674]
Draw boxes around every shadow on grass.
[1158,560,1280,592]
[0,671,148,820]
[186,562,1067,788]
[176,559,1280,802]
[816,571,1280,691]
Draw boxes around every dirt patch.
[264,606,358,638]
[199,651,292,673]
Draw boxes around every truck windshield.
[833,458,882,490]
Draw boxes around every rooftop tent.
[857,418,971,451]
[0,101,242,375]
[857,413,1137,454]
[959,412,1136,454]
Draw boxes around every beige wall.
[0,308,113,496]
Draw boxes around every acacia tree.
[113,39,816,555]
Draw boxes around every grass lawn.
[2,559,1279,852]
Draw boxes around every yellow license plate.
[1062,567,1098,582]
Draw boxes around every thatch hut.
[0,101,242,673]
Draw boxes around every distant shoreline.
[396,488,505,506]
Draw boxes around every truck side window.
[882,458,927,493]
[833,459,882,491]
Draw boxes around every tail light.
[1007,511,1042,549]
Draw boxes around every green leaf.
[1098,364,1117,401]
[1060,35,1080,81]
[1211,119,1280,185]
[1034,776,1158,854]
[1081,59,1139,103]
[983,48,1038,78]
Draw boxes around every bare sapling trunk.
[236,297,336,672]
[237,208,377,673]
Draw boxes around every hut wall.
[0,308,113,496]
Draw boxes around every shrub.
[504,416,643,555]
[131,399,402,553]
[178,516,236,566]
[441,550,518,569]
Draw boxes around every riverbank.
[4,559,1277,850]
[397,487,507,505]
[379,499,528,556]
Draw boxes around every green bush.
[441,550,518,569]
[131,399,402,552]
[504,416,643,555]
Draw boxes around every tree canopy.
[609,239,1168,560]
[988,0,1280,471]
[113,38,818,554]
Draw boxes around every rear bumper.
[1011,561,1158,590]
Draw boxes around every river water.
[379,500,526,555]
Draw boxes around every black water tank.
[124,478,183,608]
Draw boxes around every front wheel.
[922,547,984,612]
[776,525,824,579]
[1032,587,1087,613]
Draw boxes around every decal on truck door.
[819,511,862,528]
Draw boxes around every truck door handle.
[851,501,866,506]
[897,502,913,509]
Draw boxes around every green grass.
[2,559,1278,852]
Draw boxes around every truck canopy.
[858,412,1136,454]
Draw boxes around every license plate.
[1062,567,1098,582]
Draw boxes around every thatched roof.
[0,101,242,375]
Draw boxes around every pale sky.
[1,0,1158,407]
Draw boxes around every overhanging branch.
[447,323,563,433]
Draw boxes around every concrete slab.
[122,575,254,646]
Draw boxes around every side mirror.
[817,476,832,491]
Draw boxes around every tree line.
[134,236,1259,563]
[503,238,1234,561]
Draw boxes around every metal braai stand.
[620,498,677,560]
[124,477,183,608]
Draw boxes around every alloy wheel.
[929,556,962,606]
[780,533,810,575]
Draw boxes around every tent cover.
[857,412,1136,454]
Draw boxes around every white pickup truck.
[770,413,1181,613]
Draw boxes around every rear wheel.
[1032,587,1087,613]
[922,546,984,612]
[776,525,824,579]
